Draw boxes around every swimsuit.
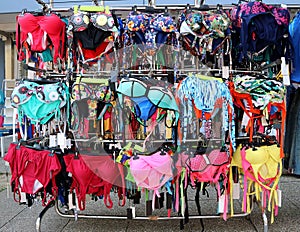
[68,7,118,64]
[129,150,174,210]
[16,13,66,64]
[231,144,281,223]
[11,80,69,124]
[4,143,61,205]
[179,9,231,57]
[117,77,179,124]
[186,149,229,184]
[125,11,178,51]
[63,153,116,210]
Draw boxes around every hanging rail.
[47,3,300,13]
[35,0,49,12]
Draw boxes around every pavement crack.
[58,219,71,232]
[247,216,259,232]
[0,206,27,230]
[125,220,130,232]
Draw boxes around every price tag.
[130,206,136,218]
[217,194,227,214]
[222,66,229,80]
[281,57,290,86]
[57,133,67,150]
[232,183,240,200]
[68,192,75,210]
[49,135,57,147]
[277,189,282,207]
[20,190,27,203]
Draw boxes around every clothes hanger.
[163,6,170,17]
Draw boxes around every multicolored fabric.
[177,74,235,147]
[67,7,119,67]
[231,2,289,29]
[125,11,178,51]
[69,11,117,32]
[11,80,69,124]
[72,83,112,103]
[183,10,231,38]
[16,13,66,64]
[117,77,179,124]
[289,12,300,82]
[233,76,285,110]
[179,9,231,56]
[230,2,290,60]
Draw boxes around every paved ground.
[1,158,300,232]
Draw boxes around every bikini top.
[16,13,66,63]
[231,144,281,182]
[185,149,230,184]
[177,74,232,114]
[180,9,230,38]
[11,80,69,124]
[230,2,289,29]
[117,77,179,123]
[233,75,285,110]
[129,150,174,192]
[69,10,118,33]
[126,11,150,32]
[72,79,112,103]
[125,11,178,50]
[11,80,68,107]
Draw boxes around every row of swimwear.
[17,1,292,73]
[4,137,282,223]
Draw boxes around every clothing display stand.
[4,1,291,232]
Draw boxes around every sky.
[1,0,299,13]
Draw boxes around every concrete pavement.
[1,158,300,232]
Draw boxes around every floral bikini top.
[125,11,178,50]
[11,80,69,124]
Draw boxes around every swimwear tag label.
[66,138,72,149]
[130,206,136,218]
[241,112,250,130]
[27,62,36,79]
[203,154,210,165]
[232,183,240,200]
[20,190,27,203]
[222,66,229,80]
[68,192,75,210]
[217,194,226,214]
[277,189,282,207]
[49,135,57,148]
[57,133,67,150]
[281,57,290,86]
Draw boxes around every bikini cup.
[187,149,229,172]
[72,83,111,102]
[150,14,177,33]
[129,151,173,190]
[70,12,89,32]
[131,97,157,121]
[126,12,150,32]
[118,78,179,122]
[18,13,65,57]
[245,145,280,180]
[90,12,116,31]
[11,81,67,107]
[71,11,116,32]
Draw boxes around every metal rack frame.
[23,0,288,231]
